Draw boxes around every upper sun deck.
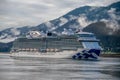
[18,30,99,42]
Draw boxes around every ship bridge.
[76,32,102,50]
[76,32,98,41]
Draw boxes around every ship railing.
[77,38,99,41]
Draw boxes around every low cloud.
[78,14,97,28]
[101,8,120,31]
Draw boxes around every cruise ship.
[10,30,102,59]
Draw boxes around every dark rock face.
[83,22,120,52]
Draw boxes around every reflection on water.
[0,53,120,80]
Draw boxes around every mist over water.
[0,53,120,80]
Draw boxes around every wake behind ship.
[10,30,102,59]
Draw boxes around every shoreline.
[0,52,120,58]
[100,53,120,58]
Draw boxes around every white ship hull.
[10,48,101,60]
[10,51,78,59]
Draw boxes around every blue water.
[0,53,120,80]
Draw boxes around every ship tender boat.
[10,30,102,59]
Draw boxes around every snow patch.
[59,17,68,26]
[78,14,96,28]
[0,28,19,43]
[45,22,53,28]
[45,22,56,31]
[68,15,77,20]
[0,37,16,43]
[10,28,20,36]
[89,7,97,11]
[0,33,8,39]
[62,28,74,35]
[101,8,120,32]
[50,27,56,31]
[69,23,80,29]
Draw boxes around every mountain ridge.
[0,1,120,38]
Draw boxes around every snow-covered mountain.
[35,1,120,32]
[0,1,120,43]
[0,26,30,43]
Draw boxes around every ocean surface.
[0,53,120,80]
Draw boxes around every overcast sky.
[0,0,119,30]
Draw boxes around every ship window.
[78,34,94,37]
[82,42,101,49]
